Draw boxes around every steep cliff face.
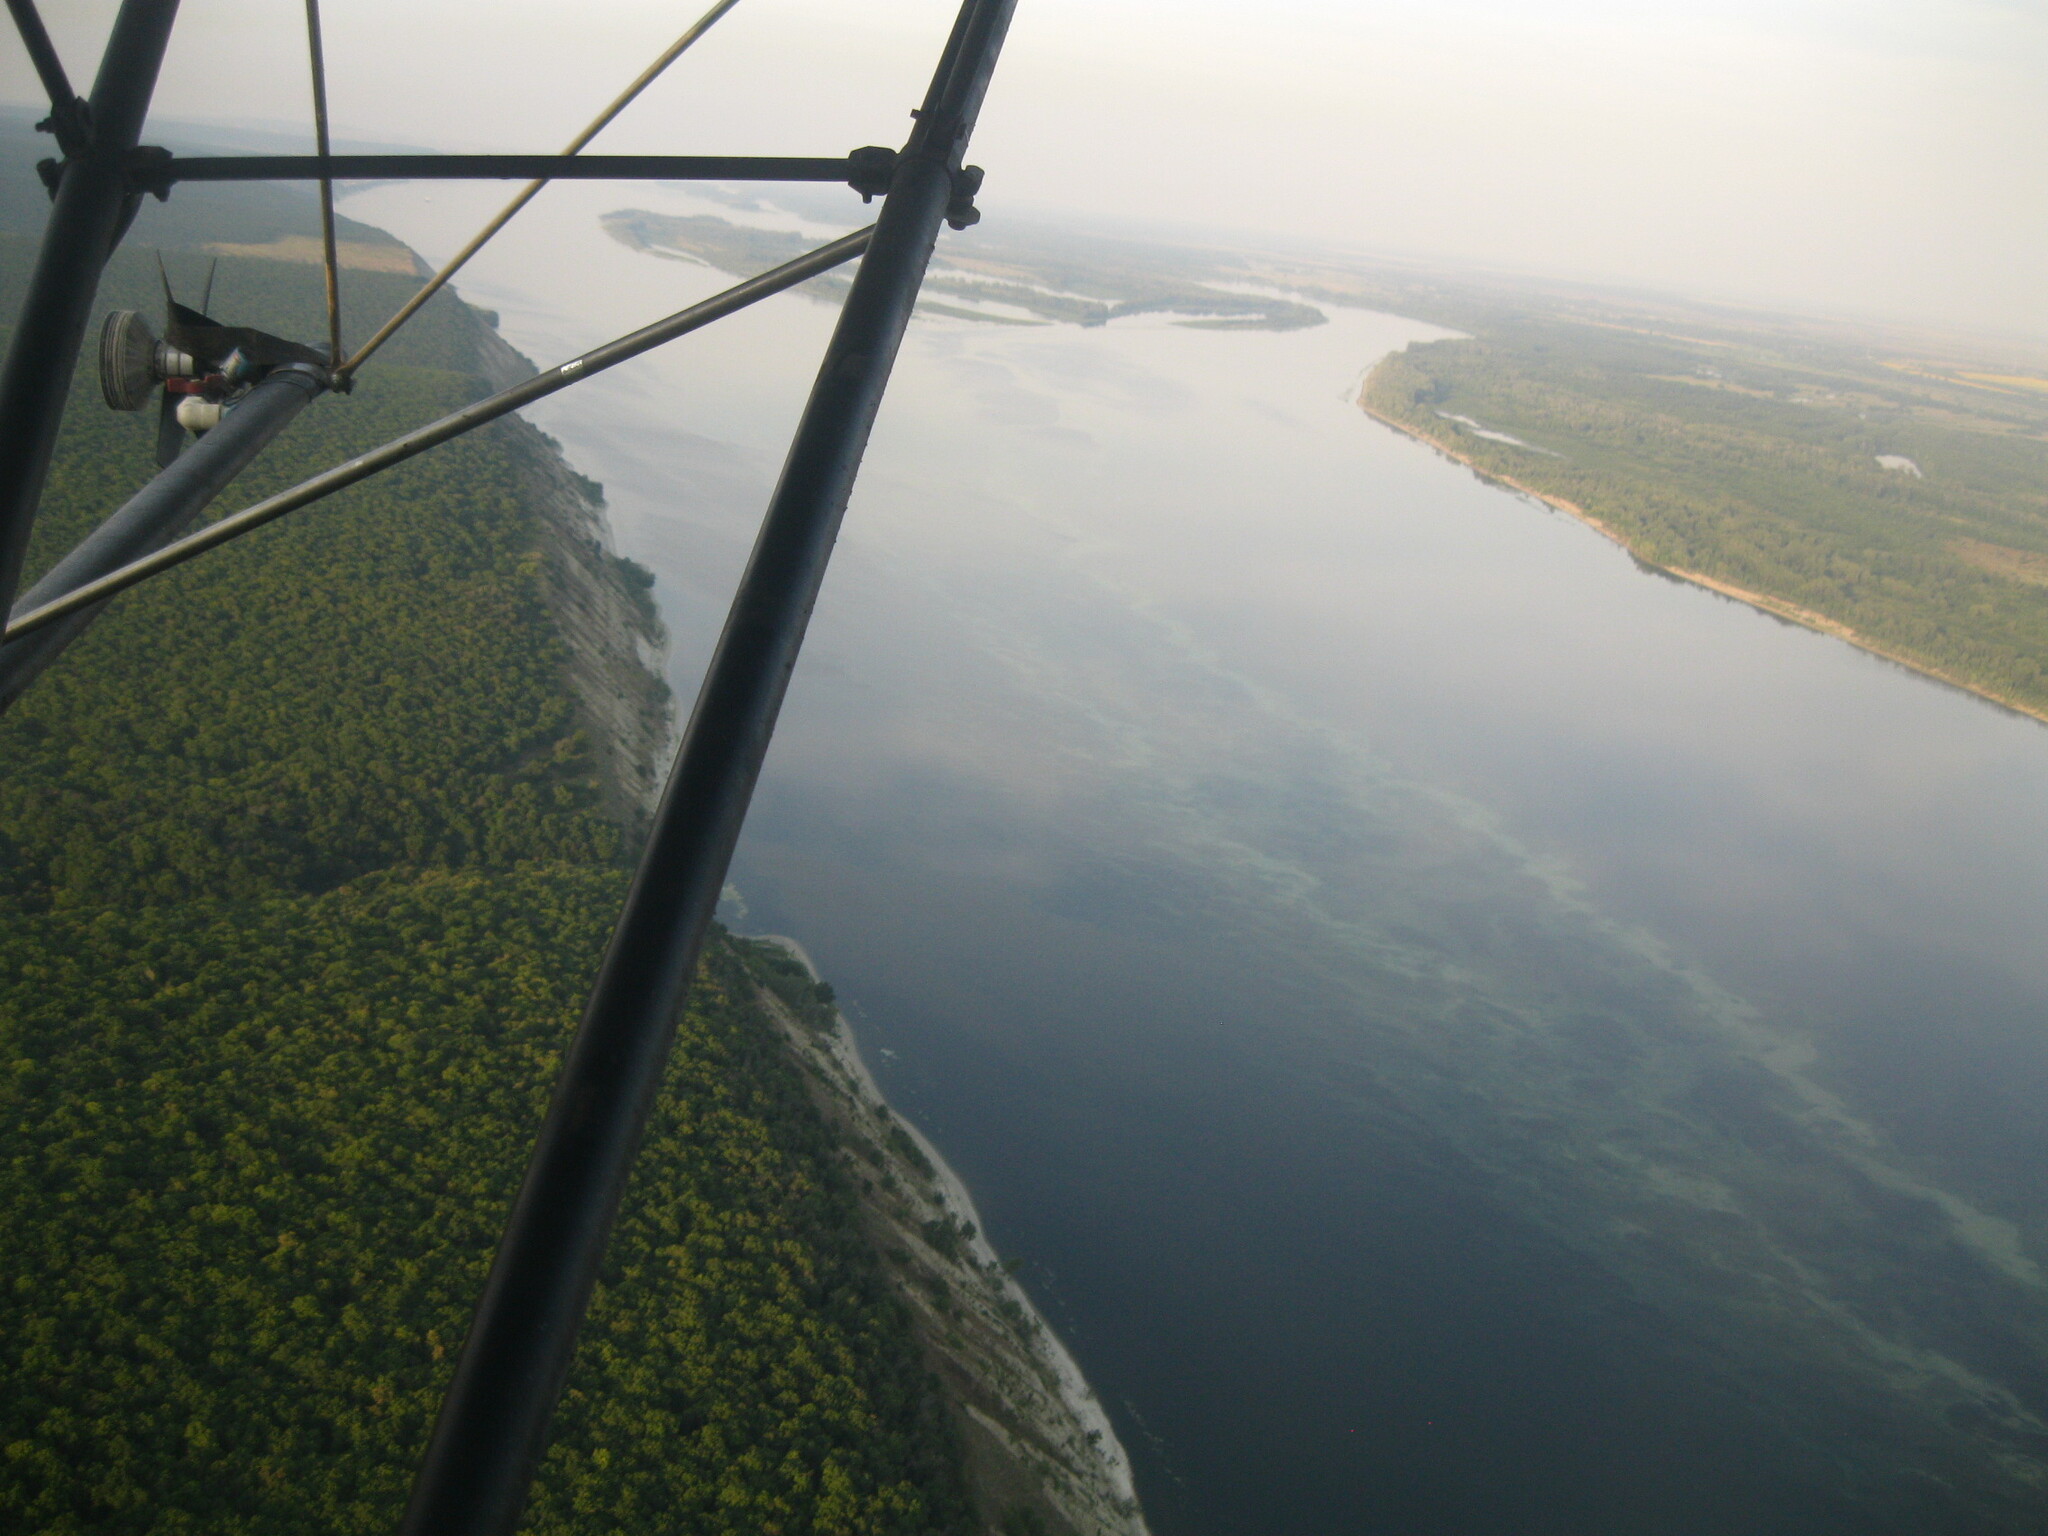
[456,290,1147,1536]
[470,321,672,824]
[743,938,1152,1536]
[0,128,1088,1527]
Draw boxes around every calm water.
[349,182,2048,1534]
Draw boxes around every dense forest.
[1350,288,2048,720]
[0,138,969,1533]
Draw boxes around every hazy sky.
[8,0,2043,334]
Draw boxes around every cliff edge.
[740,936,1152,1536]
[448,272,1148,1536]
[469,321,673,823]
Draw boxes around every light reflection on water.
[348,181,2048,1535]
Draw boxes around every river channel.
[345,179,2048,1535]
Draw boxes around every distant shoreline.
[1357,378,2048,731]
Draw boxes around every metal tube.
[3,229,875,645]
[3,0,87,151]
[0,0,180,623]
[391,4,1015,1532]
[147,152,880,185]
[0,364,325,712]
[302,0,343,371]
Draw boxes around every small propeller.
[102,253,329,466]
[98,308,157,412]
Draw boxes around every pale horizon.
[6,0,2041,340]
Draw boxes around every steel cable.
[334,0,743,384]
[3,226,872,643]
[303,0,342,372]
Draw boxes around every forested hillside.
[0,153,968,1533]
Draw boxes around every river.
[343,179,2048,1535]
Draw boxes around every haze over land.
[7,0,2043,335]
[7,5,2048,1532]
[294,158,2048,1526]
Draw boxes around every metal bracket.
[123,144,174,201]
[37,143,172,205]
[905,102,986,229]
[946,163,984,229]
[35,98,89,158]
[846,145,896,201]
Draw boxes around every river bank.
[470,320,673,823]
[745,935,1150,1536]
[1358,375,2048,730]
[325,171,2048,1530]
[470,274,1148,1532]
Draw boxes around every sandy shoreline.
[753,934,1150,1536]
[1357,387,2048,730]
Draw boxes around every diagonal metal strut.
[392,1,1016,1531]
[0,362,326,711]
[1,229,876,647]
[0,0,1017,1525]
[337,0,747,383]
[302,0,343,374]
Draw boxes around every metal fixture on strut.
[0,256,337,691]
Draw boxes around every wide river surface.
[348,182,2048,1534]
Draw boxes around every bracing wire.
[3,226,873,644]
[303,0,343,375]
[334,0,743,384]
